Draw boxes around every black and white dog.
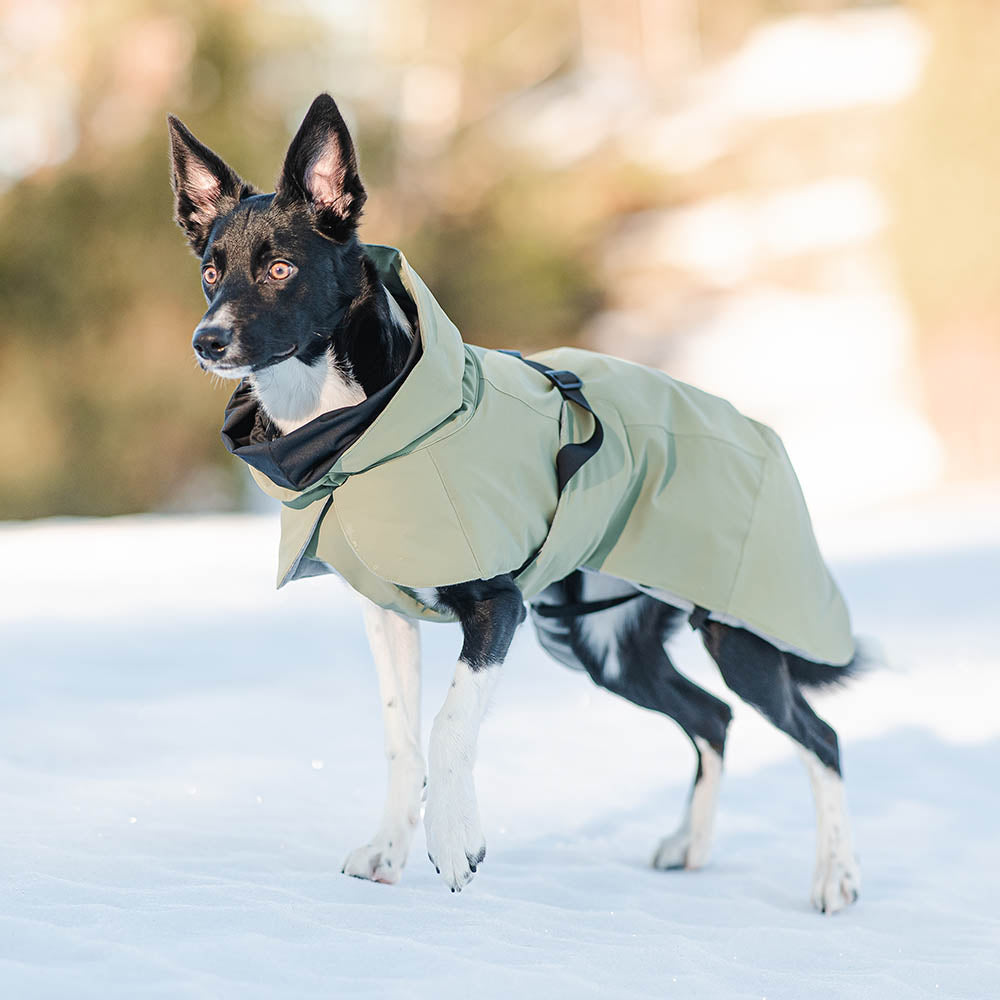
[168,94,861,912]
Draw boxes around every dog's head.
[167,94,367,378]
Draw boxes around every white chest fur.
[249,285,412,435]
[250,351,366,435]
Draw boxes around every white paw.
[342,763,424,885]
[342,828,413,885]
[424,775,485,892]
[652,828,690,870]
[811,852,861,914]
[651,824,712,870]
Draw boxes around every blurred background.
[1,0,996,520]
[3,7,1000,988]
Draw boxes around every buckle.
[546,369,583,392]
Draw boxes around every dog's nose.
[192,325,232,361]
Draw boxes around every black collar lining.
[221,320,422,492]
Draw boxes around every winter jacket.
[223,245,854,666]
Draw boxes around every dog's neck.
[250,350,366,434]
[251,278,413,435]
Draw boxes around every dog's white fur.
[576,573,644,684]
[652,736,723,870]
[251,352,365,434]
[424,660,495,891]
[798,747,861,913]
[342,601,424,883]
[343,605,496,893]
[244,286,411,434]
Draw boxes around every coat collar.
[221,245,467,492]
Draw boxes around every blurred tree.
[0,0,609,517]
[0,0,337,517]
[889,0,1000,477]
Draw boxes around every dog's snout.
[193,325,233,361]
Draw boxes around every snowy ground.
[2,486,999,999]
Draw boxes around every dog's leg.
[611,616,730,872]
[341,600,424,884]
[424,575,524,891]
[574,591,732,870]
[700,621,860,913]
[651,734,725,871]
[797,746,860,914]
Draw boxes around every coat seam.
[724,454,766,610]
[623,422,766,461]
[427,448,487,579]
[482,374,563,422]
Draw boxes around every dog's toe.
[424,783,485,892]
[342,835,410,885]
[651,830,689,870]
[812,854,861,914]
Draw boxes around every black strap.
[688,605,711,631]
[498,350,604,493]
[532,591,643,619]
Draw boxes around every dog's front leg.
[342,600,424,884]
[424,575,525,891]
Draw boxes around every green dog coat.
[223,245,854,666]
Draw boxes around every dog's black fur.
[168,94,860,907]
[168,101,412,393]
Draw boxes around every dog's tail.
[784,637,880,690]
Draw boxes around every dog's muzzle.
[192,324,233,362]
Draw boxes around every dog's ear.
[276,93,367,242]
[167,115,257,256]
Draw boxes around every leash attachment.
[498,350,604,493]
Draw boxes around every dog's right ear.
[167,115,256,256]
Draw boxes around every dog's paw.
[424,776,485,892]
[651,827,706,870]
[811,852,860,914]
[652,817,713,870]
[342,830,412,885]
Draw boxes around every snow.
[2,487,999,998]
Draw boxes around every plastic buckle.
[546,369,583,392]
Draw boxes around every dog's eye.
[268,261,294,281]
[202,265,218,285]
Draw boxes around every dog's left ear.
[276,93,367,242]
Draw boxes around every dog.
[167,93,861,912]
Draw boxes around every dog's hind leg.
[342,600,424,884]
[601,600,731,871]
[797,744,860,914]
[698,620,860,913]
[538,575,733,871]
[650,731,725,871]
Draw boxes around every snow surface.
[2,487,999,998]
